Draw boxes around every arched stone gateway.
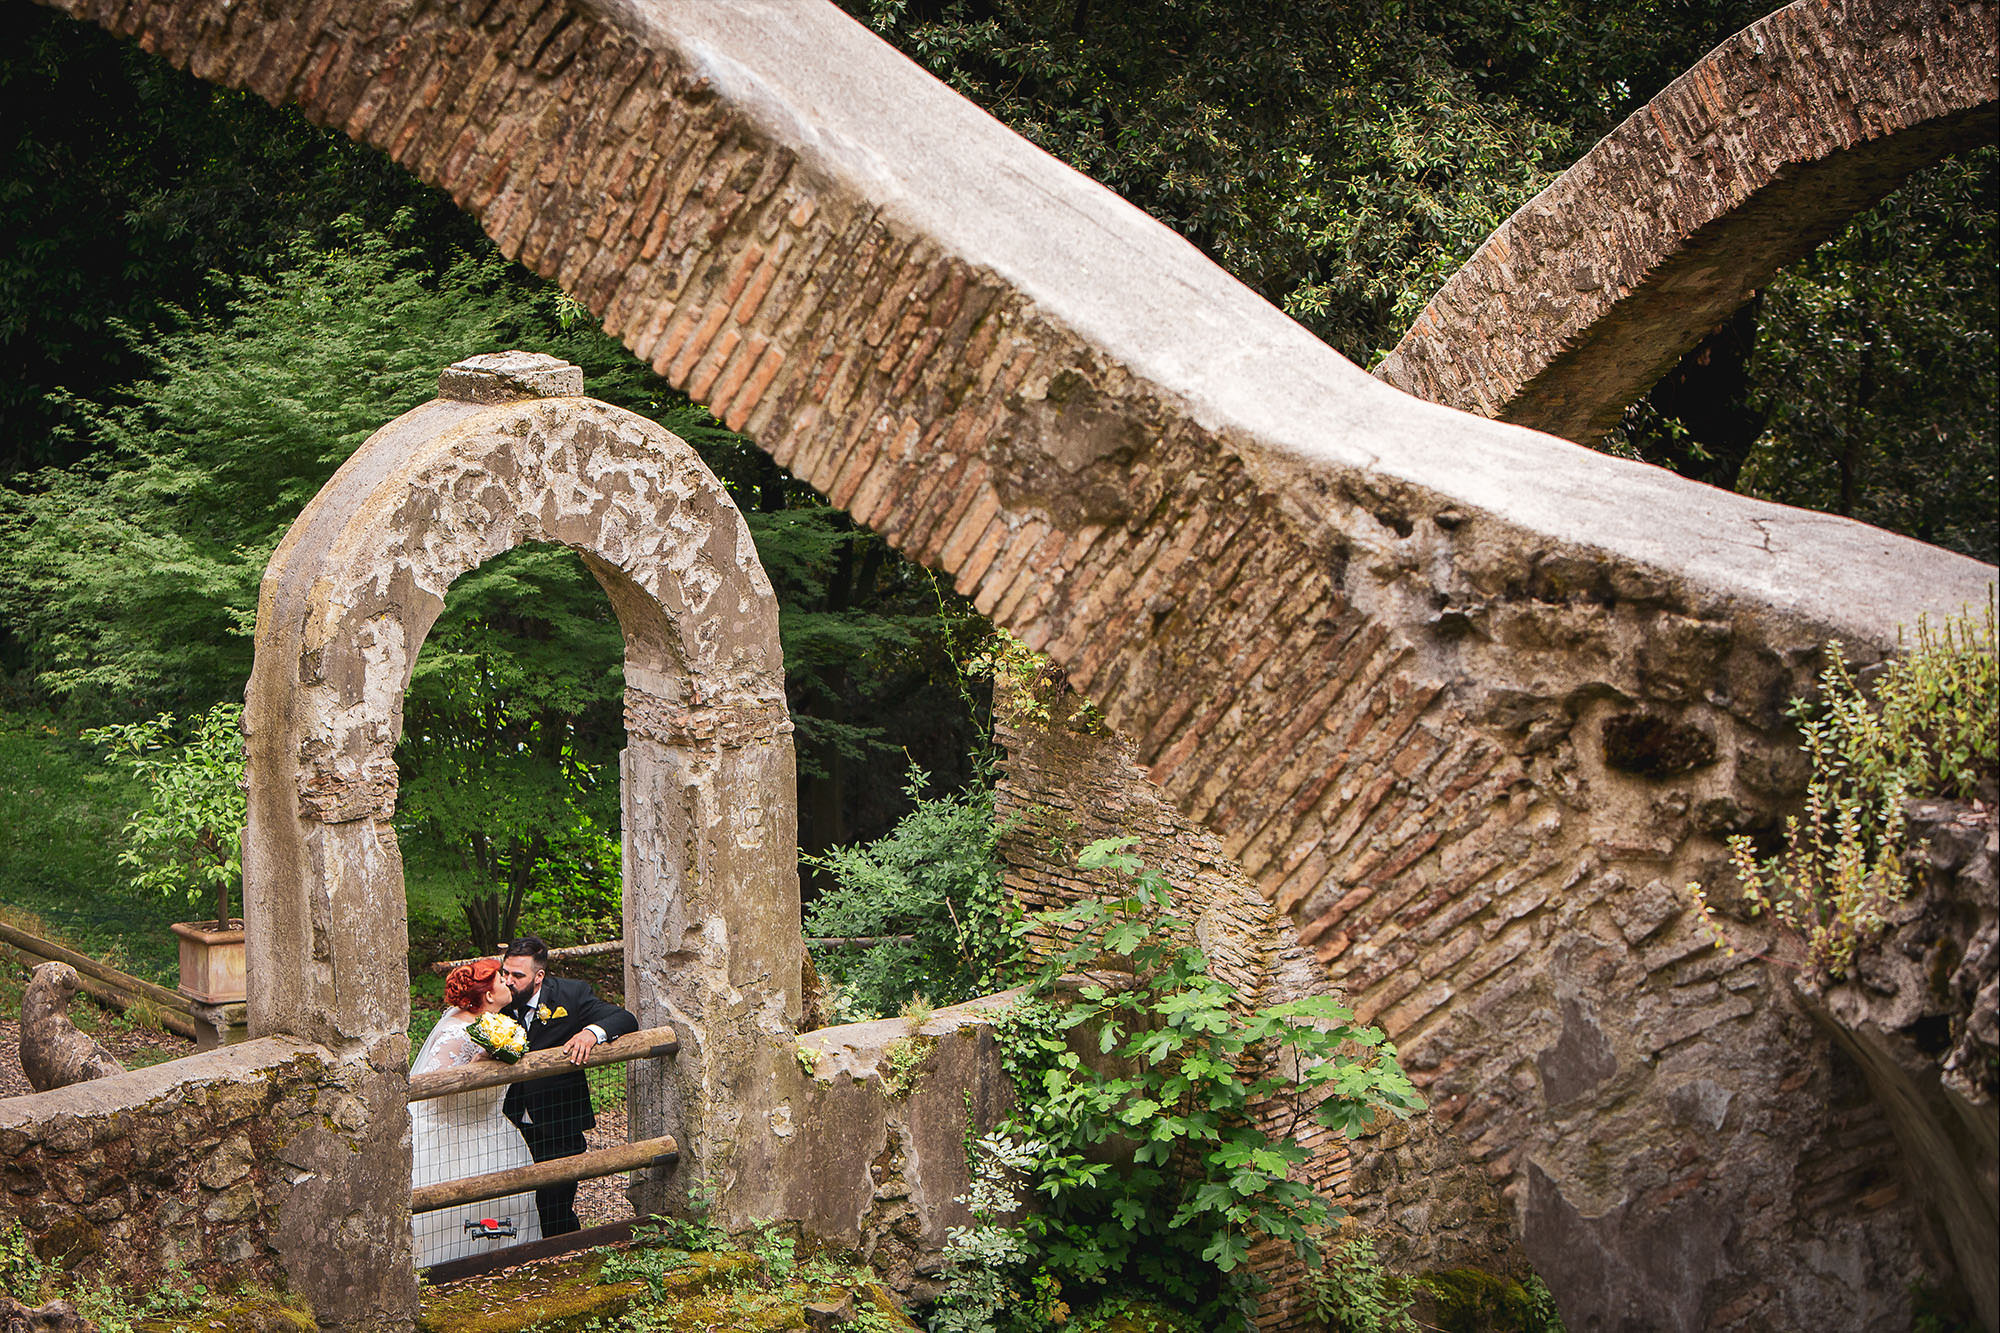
[242,352,802,1316]
[1375,0,1999,441]
[28,0,2000,1327]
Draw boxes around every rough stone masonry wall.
[35,0,1998,1326]
[994,679,1527,1331]
[0,1038,390,1294]
[1375,0,1998,443]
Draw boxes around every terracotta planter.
[171,919,246,1005]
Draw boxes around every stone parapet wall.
[0,1038,393,1294]
[752,994,1020,1295]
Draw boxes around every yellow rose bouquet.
[469,1012,528,1063]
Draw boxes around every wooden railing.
[429,933,915,975]
[0,917,198,1039]
[407,1025,680,1216]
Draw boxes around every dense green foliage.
[1310,1234,1419,1333]
[1734,150,1998,559]
[946,839,1423,1330]
[804,766,1012,1019]
[0,1,478,477]
[843,0,1769,361]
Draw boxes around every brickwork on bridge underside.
[34,0,1999,1326]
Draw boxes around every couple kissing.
[411,935,638,1267]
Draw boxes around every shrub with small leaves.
[83,701,245,930]
[1311,1233,1418,1333]
[1692,600,1997,976]
[992,838,1424,1328]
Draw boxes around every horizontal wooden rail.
[0,943,201,1042]
[0,919,193,1014]
[0,919,199,1039]
[805,934,916,947]
[429,940,624,975]
[412,1134,679,1214]
[431,934,922,975]
[407,1026,680,1102]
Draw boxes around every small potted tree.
[87,702,248,1007]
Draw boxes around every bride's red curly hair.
[445,956,503,1011]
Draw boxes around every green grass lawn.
[0,707,631,1110]
[0,709,177,983]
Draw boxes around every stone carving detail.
[19,963,125,1093]
[625,687,795,749]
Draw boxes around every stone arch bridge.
[24,0,2000,1328]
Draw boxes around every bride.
[410,957,546,1267]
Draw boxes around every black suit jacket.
[501,975,638,1137]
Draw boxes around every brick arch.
[242,356,799,1303]
[1374,0,1999,442]
[46,0,1998,1327]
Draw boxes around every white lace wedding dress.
[410,1008,545,1267]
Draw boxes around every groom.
[498,934,639,1236]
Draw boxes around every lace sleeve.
[412,1018,489,1076]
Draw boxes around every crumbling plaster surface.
[31,0,2000,1325]
[1375,0,1998,442]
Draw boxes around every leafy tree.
[0,221,543,715]
[804,766,1011,1018]
[398,544,627,950]
[0,0,473,478]
[81,702,245,930]
[1738,149,1997,561]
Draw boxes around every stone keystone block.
[437,350,584,402]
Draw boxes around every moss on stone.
[1409,1267,1559,1333]
[416,1246,927,1333]
[136,1288,317,1332]
[417,1248,761,1333]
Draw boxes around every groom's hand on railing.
[562,1027,601,1064]
[407,1025,680,1102]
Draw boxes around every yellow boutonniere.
[537,1004,567,1022]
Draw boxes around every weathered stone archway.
[242,352,802,1316]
